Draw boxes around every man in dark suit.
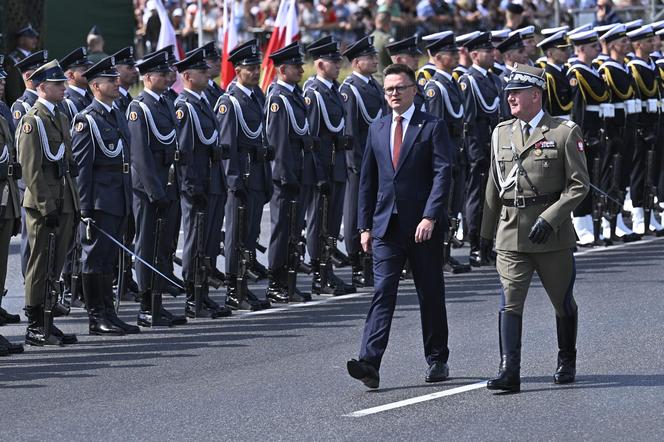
[347,64,453,389]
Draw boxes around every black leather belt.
[93,163,130,174]
[503,192,561,208]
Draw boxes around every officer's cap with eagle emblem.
[504,63,546,92]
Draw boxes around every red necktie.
[393,115,403,169]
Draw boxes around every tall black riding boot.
[266,268,289,303]
[137,289,173,327]
[24,305,62,346]
[554,312,578,384]
[487,311,522,393]
[102,273,140,334]
[83,273,124,336]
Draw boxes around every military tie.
[523,123,531,142]
[392,115,403,169]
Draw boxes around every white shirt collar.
[435,68,454,82]
[472,64,488,76]
[352,71,370,83]
[26,88,38,97]
[18,48,30,57]
[521,109,545,130]
[95,99,113,113]
[547,62,563,72]
[277,79,295,92]
[235,82,253,98]
[208,79,215,87]
[393,103,415,121]
[37,98,56,115]
[144,88,161,101]
[184,88,203,101]
[68,85,87,97]
[119,87,128,97]
[316,76,334,89]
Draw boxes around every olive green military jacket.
[17,101,80,216]
[0,115,20,220]
[481,112,589,253]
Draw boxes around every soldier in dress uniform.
[597,24,641,242]
[593,24,615,68]
[0,56,15,130]
[538,31,574,120]
[510,26,537,64]
[303,37,355,296]
[340,35,387,288]
[10,50,48,128]
[3,24,39,105]
[490,29,510,78]
[71,56,140,335]
[174,47,231,318]
[201,41,225,106]
[625,25,664,235]
[453,31,480,81]
[128,51,187,327]
[265,42,313,304]
[496,34,528,121]
[416,32,442,87]
[17,60,79,346]
[59,47,93,120]
[0,62,24,356]
[302,36,334,91]
[385,37,426,112]
[216,40,272,311]
[113,47,139,114]
[458,31,502,267]
[536,26,570,68]
[482,64,589,393]
[568,29,613,245]
[423,32,469,274]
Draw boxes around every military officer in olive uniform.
[174,47,230,319]
[3,24,40,105]
[71,56,140,336]
[459,32,502,266]
[17,60,80,346]
[423,32,469,274]
[0,63,24,355]
[481,64,589,393]
[304,37,355,296]
[216,40,272,311]
[59,47,93,120]
[568,29,613,245]
[128,51,187,327]
[340,35,387,287]
[265,42,313,304]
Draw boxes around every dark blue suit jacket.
[358,108,452,239]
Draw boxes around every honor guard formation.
[2,18,664,394]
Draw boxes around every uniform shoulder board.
[563,120,576,128]
[496,118,516,128]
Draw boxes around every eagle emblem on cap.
[129,111,138,121]
[22,123,33,134]
[75,122,85,132]
[270,103,280,113]
[176,109,185,120]
[218,104,227,114]
[426,88,436,97]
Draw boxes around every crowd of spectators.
[133,0,656,57]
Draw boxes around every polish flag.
[153,0,184,91]
[260,0,300,92]
[220,0,238,89]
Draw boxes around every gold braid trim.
[545,72,573,112]
[574,69,610,102]
[600,65,634,100]
[629,64,659,98]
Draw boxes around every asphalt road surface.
[1,214,663,441]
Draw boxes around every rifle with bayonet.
[193,211,209,316]
[43,233,58,339]
[643,147,658,235]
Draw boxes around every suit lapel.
[395,110,424,174]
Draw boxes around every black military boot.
[349,253,366,288]
[202,290,232,318]
[311,260,344,296]
[137,289,173,327]
[102,274,140,334]
[487,311,522,393]
[226,278,255,311]
[24,305,62,346]
[266,268,289,303]
[83,273,124,336]
[554,312,578,384]
[328,267,356,294]
[0,334,24,354]
[184,281,216,319]
[0,289,20,323]
[246,284,271,310]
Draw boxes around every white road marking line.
[237,291,369,317]
[344,381,488,417]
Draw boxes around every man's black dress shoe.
[347,359,379,389]
[425,361,449,383]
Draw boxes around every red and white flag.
[260,0,300,91]
[220,0,238,89]
[153,0,184,91]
